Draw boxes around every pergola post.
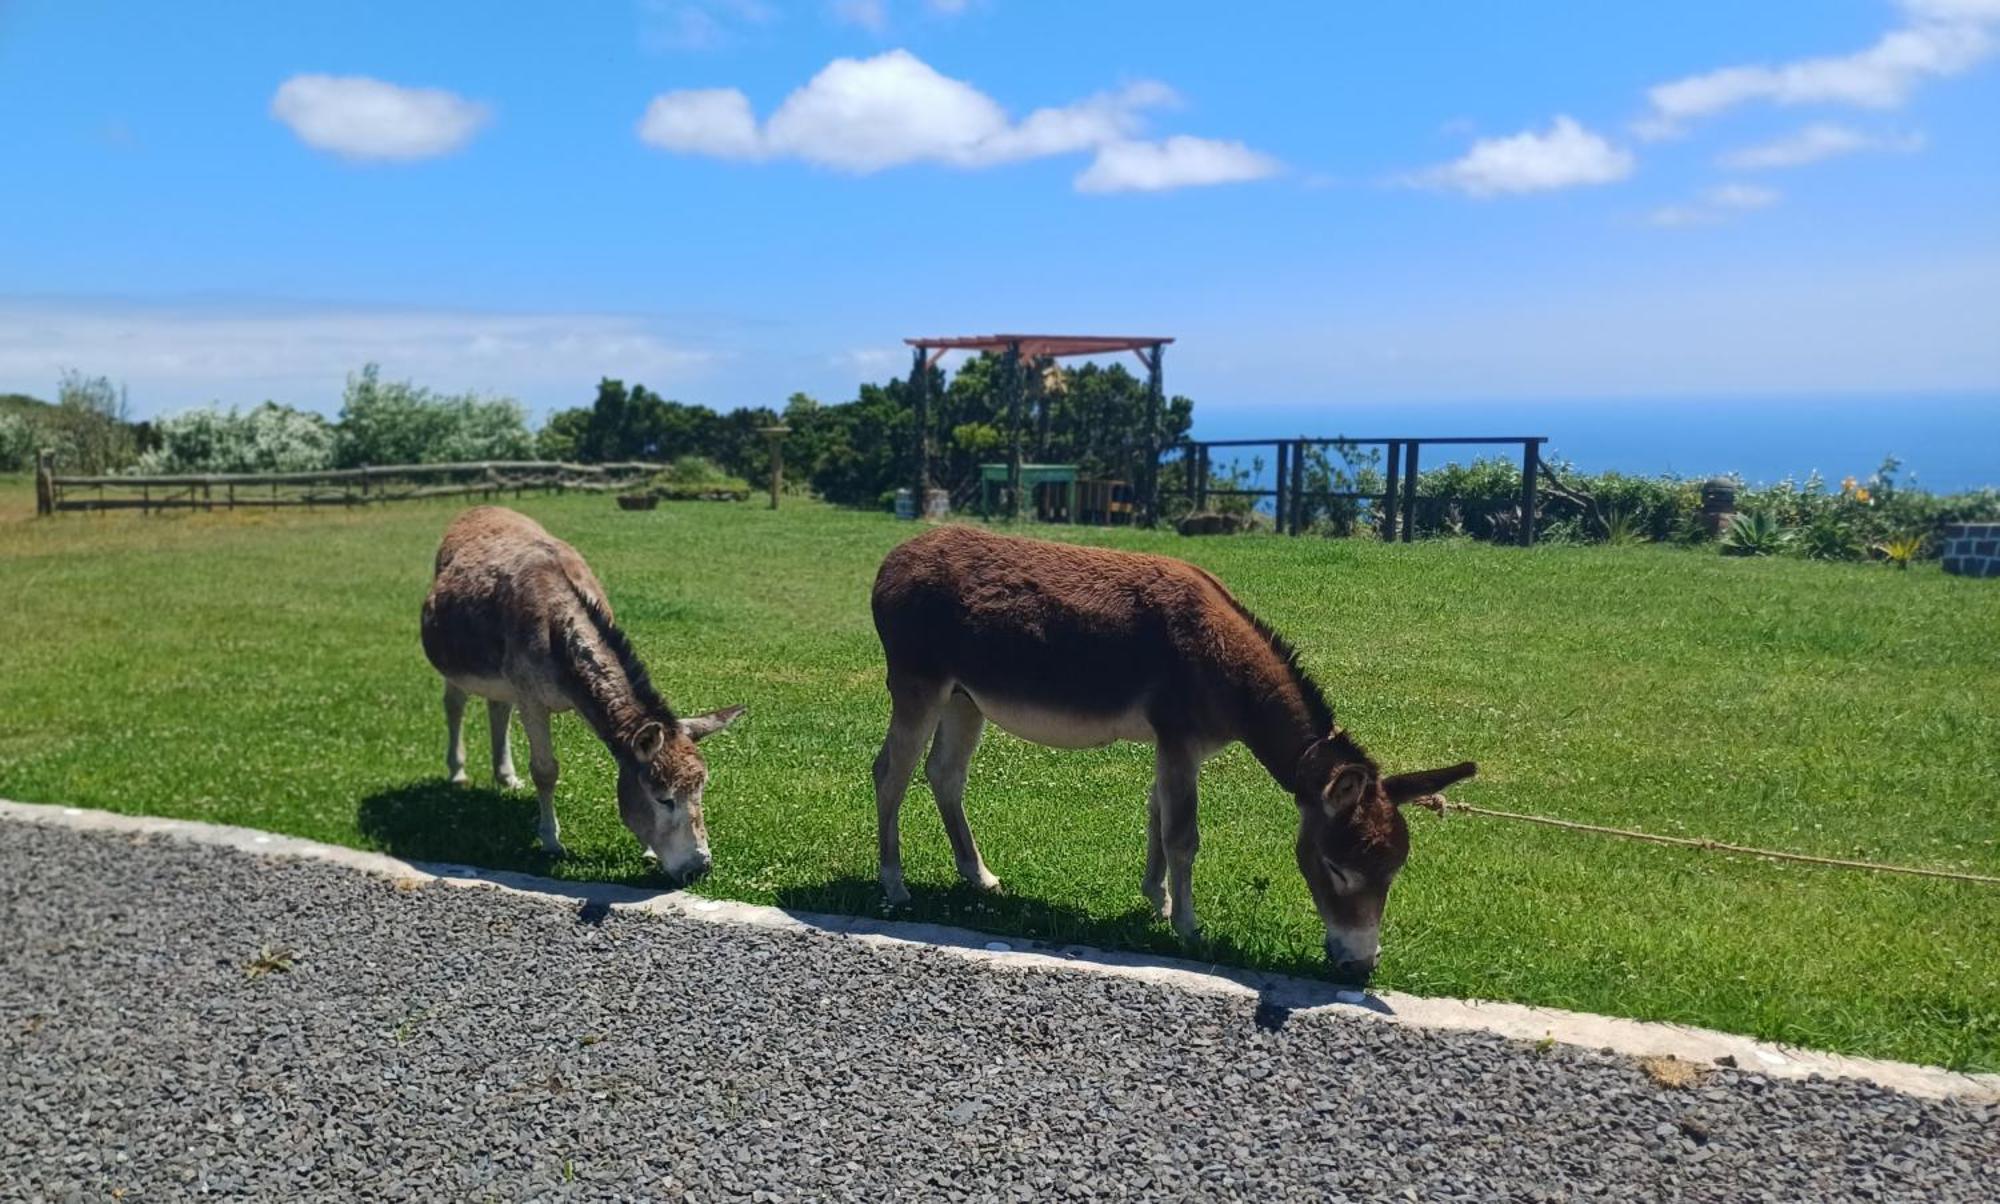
[910,345,930,508]
[1005,340,1024,522]
[1144,342,1164,528]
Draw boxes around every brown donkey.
[870,524,1474,981]
[420,506,743,879]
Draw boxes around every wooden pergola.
[905,333,1174,524]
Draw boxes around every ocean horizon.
[1189,394,2000,494]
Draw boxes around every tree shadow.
[771,874,1387,1024]
[356,779,554,873]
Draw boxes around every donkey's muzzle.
[1326,941,1378,986]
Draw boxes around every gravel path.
[2,822,1994,1202]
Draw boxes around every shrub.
[0,412,36,473]
[136,403,336,475]
[647,455,750,500]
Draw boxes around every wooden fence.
[33,452,665,516]
[1168,435,1547,545]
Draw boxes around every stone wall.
[1941,522,2000,578]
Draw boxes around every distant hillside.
[0,393,54,418]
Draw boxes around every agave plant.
[1602,507,1647,546]
[1873,532,1927,570]
[1719,509,1792,557]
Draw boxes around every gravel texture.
[3,822,1995,1202]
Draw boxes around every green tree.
[334,364,532,467]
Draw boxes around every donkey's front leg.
[487,700,523,790]
[517,703,565,856]
[1141,781,1168,919]
[1153,742,1203,941]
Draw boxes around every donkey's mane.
[560,586,677,729]
[1219,593,1335,734]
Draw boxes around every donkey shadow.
[356,779,557,874]
[772,874,1392,1030]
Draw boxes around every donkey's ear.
[681,704,746,743]
[632,721,668,762]
[1383,761,1478,806]
[1319,764,1370,818]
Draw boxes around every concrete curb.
[6,797,1994,1103]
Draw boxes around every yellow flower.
[1854,487,1871,503]
[1840,475,1858,495]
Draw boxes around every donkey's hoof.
[1141,885,1168,918]
[962,866,1003,893]
[539,837,568,857]
[496,774,524,791]
[447,771,469,786]
[882,880,912,907]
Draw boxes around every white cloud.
[1647,182,1781,227]
[1075,136,1280,193]
[1718,122,1926,168]
[637,88,764,159]
[636,49,1272,190]
[1901,0,2000,21]
[0,300,712,418]
[270,75,489,162]
[1708,183,1781,209]
[1406,116,1634,197]
[1638,6,1999,138]
[640,0,774,52]
[830,0,887,31]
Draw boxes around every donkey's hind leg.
[442,682,470,785]
[874,677,947,905]
[926,691,998,892]
[487,700,523,790]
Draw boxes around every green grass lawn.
[2,477,1996,1071]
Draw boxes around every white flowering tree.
[136,402,338,475]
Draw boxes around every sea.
[1188,395,2000,494]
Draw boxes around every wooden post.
[1519,439,1540,547]
[1296,441,1308,533]
[761,426,791,510]
[1143,343,1164,528]
[1402,441,1420,542]
[1195,444,1209,511]
[1274,441,1290,535]
[35,449,54,517]
[1381,440,1401,541]
[1005,341,1024,521]
[910,345,930,508]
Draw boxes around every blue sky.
[2,0,1996,444]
